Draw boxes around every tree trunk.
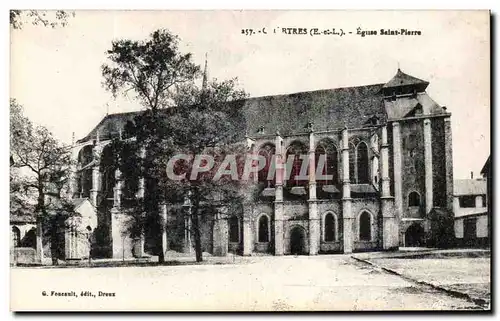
[158,239,165,263]
[35,216,43,264]
[191,207,203,262]
[36,183,45,264]
[50,217,59,265]
[158,204,166,263]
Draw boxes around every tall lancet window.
[77,145,93,198]
[359,211,372,241]
[349,143,356,183]
[356,142,369,184]
[315,140,338,185]
[228,216,239,243]
[100,145,116,200]
[258,215,269,242]
[257,144,276,188]
[11,226,21,247]
[286,141,308,187]
[324,213,336,242]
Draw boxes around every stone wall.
[400,119,426,218]
[283,202,309,220]
[10,247,37,265]
[431,118,447,207]
[454,213,490,248]
[166,207,186,253]
[317,200,343,252]
[111,211,134,259]
[248,202,274,253]
[351,198,380,251]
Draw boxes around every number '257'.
[241,29,254,36]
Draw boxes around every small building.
[64,198,98,260]
[453,179,489,247]
[10,198,97,265]
[481,156,491,246]
[10,214,37,265]
[481,156,491,202]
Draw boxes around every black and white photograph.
[8,9,491,311]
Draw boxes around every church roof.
[383,68,429,89]
[454,179,487,196]
[383,93,444,119]
[77,70,445,143]
[78,84,387,143]
[242,84,387,137]
[77,111,142,143]
[72,198,91,210]
[480,156,490,176]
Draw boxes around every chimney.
[470,171,473,179]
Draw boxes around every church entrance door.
[290,226,306,255]
[405,223,425,247]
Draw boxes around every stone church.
[70,69,454,259]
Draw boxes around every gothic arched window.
[11,226,20,247]
[349,143,356,183]
[258,144,276,188]
[408,191,421,207]
[229,216,239,243]
[357,142,369,184]
[258,215,269,242]
[359,211,372,241]
[315,141,338,185]
[120,144,140,199]
[77,145,93,198]
[100,145,116,200]
[324,213,336,242]
[78,145,93,167]
[286,141,308,187]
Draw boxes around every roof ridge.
[243,83,386,102]
[101,83,387,117]
[384,69,429,89]
[79,82,389,143]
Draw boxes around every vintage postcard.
[9,10,490,311]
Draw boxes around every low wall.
[10,247,37,265]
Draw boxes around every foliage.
[102,29,250,262]
[10,10,75,29]
[102,29,201,111]
[10,99,73,211]
[10,99,76,263]
[121,80,248,262]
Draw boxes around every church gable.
[383,68,429,92]
[381,69,447,121]
[383,92,446,120]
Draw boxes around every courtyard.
[10,251,489,311]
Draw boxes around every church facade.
[71,69,454,259]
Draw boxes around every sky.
[10,10,490,179]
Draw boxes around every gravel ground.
[370,256,490,307]
[11,255,482,311]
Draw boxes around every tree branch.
[15,150,40,175]
[126,62,155,109]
